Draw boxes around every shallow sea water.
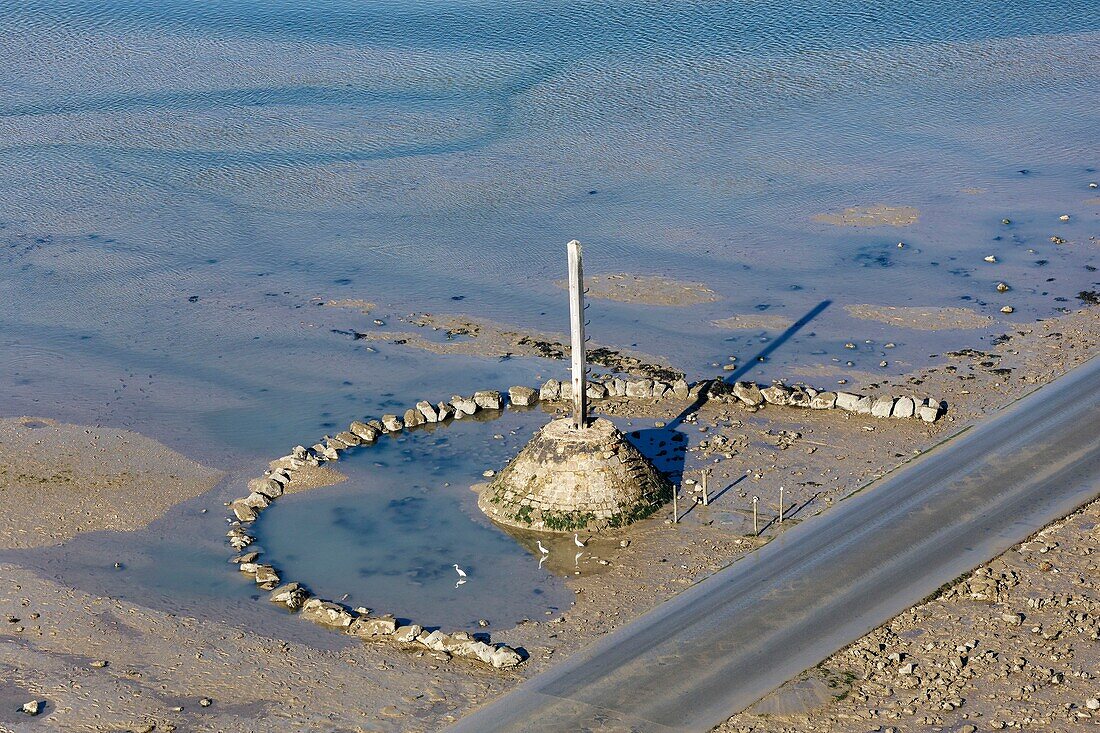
[1,1,1097,629]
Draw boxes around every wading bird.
[453,564,467,578]
[573,533,585,547]
[536,540,550,555]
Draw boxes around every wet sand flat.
[0,417,223,549]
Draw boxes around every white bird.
[573,533,585,548]
[536,540,550,555]
[453,564,467,578]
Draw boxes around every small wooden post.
[752,495,759,534]
[567,240,588,430]
[778,486,784,525]
[701,469,709,506]
[672,486,679,524]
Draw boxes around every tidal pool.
[255,410,578,630]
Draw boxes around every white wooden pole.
[778,486,784,525]
[701,469,709,506]
[752,495,759,534]
[567,240,588,430]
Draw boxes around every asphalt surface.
[448,355,1100,733]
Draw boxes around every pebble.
[1086,698,1099,710]
[984,255,997,263]
[1059,214,1070,221]
[199,697,212,707]
[22,700,42,716]
[1001,305,1015,314]
[996,282,1010,292]
[90,659,108,668]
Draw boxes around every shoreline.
[1,305,1097,730]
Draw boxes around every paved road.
[448,356,1100,733]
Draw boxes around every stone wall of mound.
[478,418,672,533]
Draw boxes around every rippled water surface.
[1,1,1097,628]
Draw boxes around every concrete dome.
[478,417,672,533]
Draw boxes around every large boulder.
[671,378,690,400]
[918,401,940,422]
[451,395,478,415]
[417,401,440,422]
[625,379,652,399]
[346,614,397,638]
[404,408,425,428]
[230,500,258,522]
[474,390,503,410]
[269,582,310,611]
[300,599,355,629]
[870,397,896,418]
[539,379,561,401]
[834,392,862,411]
[336,431,361,446]
[810,391,837,410]
[350,421,380,442]
[381,414,404,432]
[392,624,423,643]
[732,382,765,407]
[508,386,538,407]
[249,477,283,499]
[490,646,523,668]
[892,396,916,418]
[761,383,793,406]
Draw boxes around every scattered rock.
[21,700,42,716]
[381,414,404,432]
[300,599,355,628]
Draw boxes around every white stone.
[416,401,439,422]
[509,386,538,406]
[871,397,895,418]
[892,396,916,418]
[539,379,561,400]
[835,392,862,411]
[473,390,502,410]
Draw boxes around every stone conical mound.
[478,417,672,533]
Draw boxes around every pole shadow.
[662,299,832,432]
